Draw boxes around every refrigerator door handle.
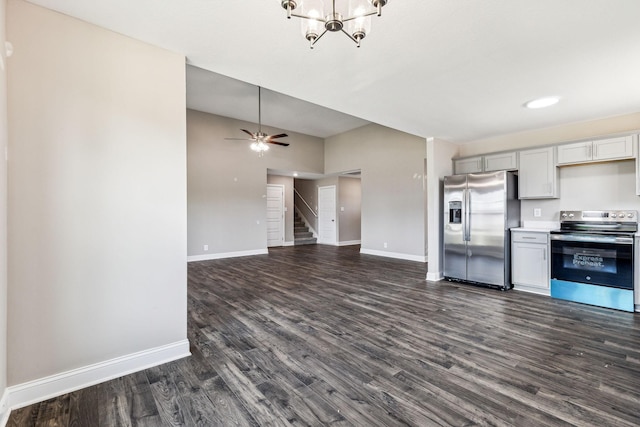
[464,189,471,241]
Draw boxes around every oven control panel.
[559,210,638,223]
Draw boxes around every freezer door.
[443,174,467,280]
[466,172,507,286]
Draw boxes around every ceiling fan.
[225,86,290,155]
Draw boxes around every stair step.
[295,231,313,238]
[294,237,317,246]
[294,226,309,232]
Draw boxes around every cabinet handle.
[593,144,598,159]
[543,248,546,261]
[522,237,536,239]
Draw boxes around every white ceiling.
[25,0,640,143]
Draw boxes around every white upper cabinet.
[453,156,483,174]
[593,135,634,161]
[556,141,591,164]
[484,152,518,172]
[518,147,558,199]
[454,152,517,174]
[557,135,634,165]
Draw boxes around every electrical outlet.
[203,244,208,251]
[534,208,542,217]
[384,242,388,248]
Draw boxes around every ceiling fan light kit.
[279,0,389,48]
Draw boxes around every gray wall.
[325,124,427,259]
[187,110,324,257]
[267,175,294,243]
[338,177,361,243]
[7,0,187,385]
[0,0,7,408]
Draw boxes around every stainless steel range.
[550,210,637,312]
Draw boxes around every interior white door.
[266,185,284,247]
[318,185,337,245]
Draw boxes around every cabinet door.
[557,141,592,165]
[518,147,558,199]
[512,242,548,289]
[454,157,483,174]
[593,135,634,161]
[484,152,517,172]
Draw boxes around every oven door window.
[551,240,633,289]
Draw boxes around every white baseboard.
[0,388,9,427]
[426,271,443,281]
[6,340,190,412]
[187,249,268,262]
[338,240,361,246]
[360,248,427,263]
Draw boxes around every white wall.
[521,160,640,222]
[325,124,427,260]
[426,138,458,281]
[7,0,188,388]
[458,112,640,157]
[187,109,324,258]
[458,114,640,223]
[0,0,8,418]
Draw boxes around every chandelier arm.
[340,28,361,46]
[290,12,328,23]
[342,11,378,23]
[311,29,329,47]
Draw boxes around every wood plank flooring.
[8,244,640,426]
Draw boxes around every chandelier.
[278,0,389,48]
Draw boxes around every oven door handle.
[550,234,634,245]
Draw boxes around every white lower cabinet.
[511,230,549,295]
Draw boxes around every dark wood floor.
[8,245,640,426]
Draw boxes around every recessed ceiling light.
[524,96,561,109]
[293,172,299,177]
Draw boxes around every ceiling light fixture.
[279,0,389,49]
[524,96,561,109]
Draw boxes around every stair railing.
[294,188,318,217]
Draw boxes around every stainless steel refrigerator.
[443,171,520,290]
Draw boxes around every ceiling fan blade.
[267,133,288,140]
[241,129,255,138]
[268,141,290,147]
[225,138,254,141]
